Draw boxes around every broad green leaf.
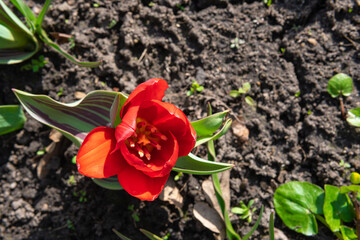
[350,172,360,184]
[173,153,233,175]
[13,89,122,147]
[242,206,264,240]
[323,185,355,232]
[0,105,26,135]
[274,181,325,236]
[191,110,229,136]
[38,28,102,67]
[112,228,133,240]
[229,90,240,98]
[327,73,353,98]
[195,118,232,147]
[340,185,360,194]
[340,226,357,240]
[139,229,164,240]
[0,0,39,64]
[347,108,360,127]
[92,176,123,190]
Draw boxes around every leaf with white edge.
[13,89,123,147]
[191,110,229,136]
[112,228,133,240]
[323,185,355,232]
[274,181,325,236]
[347,108,360,127]
[0,105,26,135]
[92,176,123,190]
[195,118,232,147]
[173,153,233,175]
[110,93,127,127]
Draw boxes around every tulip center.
[125,118,167,161]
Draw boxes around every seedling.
[176,4,185,11]
[339,159,351,169]
[57,87,64,96]
[67,220,75,230]
[346,108,360,127]
[36,147,46,156]
[68,37,75,49]
[230,82,251,98]
[231,199,257,223]
[263,0,272,6]
[20,55,47,72]
[107,20,117,29]
[230,37,245,49]
[127,204,140,223]
[93,3,100,8]
[295,91,301,97]
[148,2,155,7]
[73,190,87,202]
[0,0,101,66]
[187,80,204,96]
[174,172,183,181]
[67,175,76,185]
[327,73,353,120]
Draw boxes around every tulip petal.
[119,131,179,178]
[77,127,122,178]
[117,160,169,201]
[138,100,196,156]
[121,78,168,118]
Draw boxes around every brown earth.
[1,0,360,239]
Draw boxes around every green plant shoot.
[231,199,257,223]
[187,80,204,96]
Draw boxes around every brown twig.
[339,96,346,120]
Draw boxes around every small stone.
[9,182,17,189]
[15,208,26,220]
[11,199,23,210]
[74,91,86,99]
[232,120,249,143]
[307,38,317,46]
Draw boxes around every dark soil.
[1,0,360,239]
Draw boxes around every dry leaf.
[74,91,86,99]
[159,177,183,208]
[193,202,224,234]
[232,120,249,143]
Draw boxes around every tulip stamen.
[142,147,151,161]
[149,139,162,150]
[150,132,168,141]
[137,121,146,129]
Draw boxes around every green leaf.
[13,89,122,147]
[195,118,232,147]
[9,0,36,27]
[139,229,164,240]
[35,0,51,30]
[327,73,353,98]
[231,207,247,214]
[229,90,240,98]
[191,110,229,136]
[350,172,360,184]
[0,105,26,135]
[0,0,39,64]
[112,228,133,240]
[245,96,255,107]
[347,108,360,127]
[173,153,233,175]
[37,28,102,67]
[340,226,358,240]
[340,185,360,194]
[110,93,127,127]
[242,206,264,240]
[274,181,325,236]
[92,176,123,190]
[323,185,355,232]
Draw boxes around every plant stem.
[339,96,346,120]
[315,214,343,240]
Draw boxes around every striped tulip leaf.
[0,105,26,135]
[13,89,128,147]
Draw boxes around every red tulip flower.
[76,79,196,201]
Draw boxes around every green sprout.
[57,87,64,96]
[174,172,183,181]
[230,37,245,49]
[73,190,87,203]
[231,199,257,223]
[93,3,100,7]
[36,147,46,156]
[187,80,204,96]
[128,204,140,223]
[295,91,301,97]
[347,108,360,127]
[20,55,47,72]
[67,175,76,185]
[230,82,255,109]
[307,109,312,115]
[0,0,101,66]
[176,4,185,11]
[339,160,351,169]
[107,20,117,29]
[327,73,353,120]
[71,155,77,164]
[68,37,75,49]
[263,0,272,6]
[148,2,155,7]
[67,220,75,230]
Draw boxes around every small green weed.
[187,81,204,96]
[21,55,48,72]
[73,190,87,203]
[231,199,257,223]
[128,204,140,222]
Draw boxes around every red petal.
[77,127,122,178]
[117,160,169,201]
[120,78,168,118]
[138,100,196,156]
[119,131,179,178]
